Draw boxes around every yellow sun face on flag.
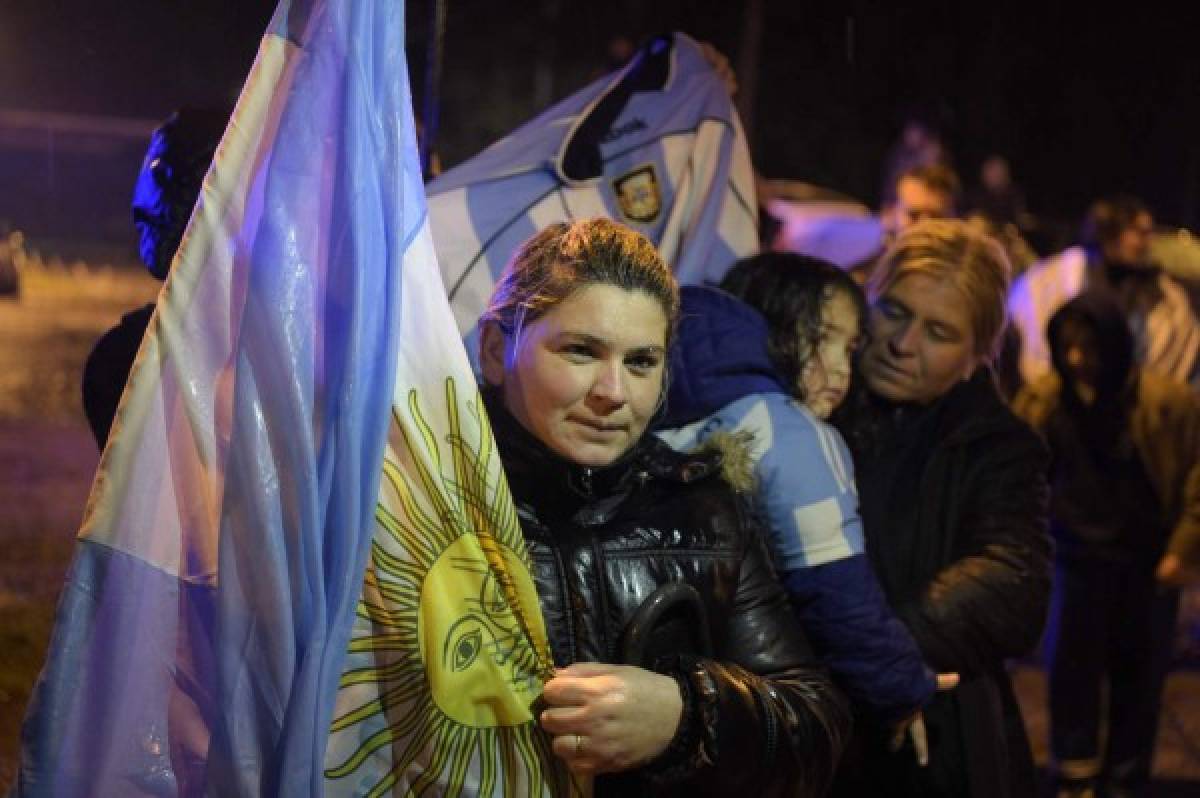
[323,380,573,797]
[420,535,543,728]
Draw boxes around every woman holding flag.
[14,0,843,790]
[476,218,850,796]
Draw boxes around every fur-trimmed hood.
[690,428,757,494]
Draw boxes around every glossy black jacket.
[486,395,850,797]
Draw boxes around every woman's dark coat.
[487,394,851,798]
[834,371,1052,797]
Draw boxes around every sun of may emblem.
[323,379,573,797]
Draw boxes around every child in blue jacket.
[657,254,953,756]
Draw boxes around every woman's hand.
[889,671,959,766]
[540,662,684,775]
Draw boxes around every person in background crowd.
[965,155,1028,231]
[1009,195,1200,390]
[656,252,957,768]
[81,107,227,448]
[849,162,962,287]
[882,163,961,249]
[963,209,1035,402]
[880,117,951,208]
[833,219,1052,797]
[478,218,850,796]
[1014,292,1200,798]
[963,155,1038,283]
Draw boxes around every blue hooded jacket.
[657,284,935,720]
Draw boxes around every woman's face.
[799,288,861,419]
[859,272,979,404]
[482,283,669,468]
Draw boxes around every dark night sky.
[2,1,1198,240]
[0,1,276,120]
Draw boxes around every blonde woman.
[833,219,1052,798]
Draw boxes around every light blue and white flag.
[427,33,758,357]
[15,2,562,795]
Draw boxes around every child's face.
[800,289,861,419]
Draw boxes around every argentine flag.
[17,1,560,795]
[428,33,759,356]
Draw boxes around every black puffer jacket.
[487,394,850,798]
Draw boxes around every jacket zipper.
[549,535,578,664]
[759,686,778,771]
[578,467,613,660]
[590,530,613,661]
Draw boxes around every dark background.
[2,0,1197,249]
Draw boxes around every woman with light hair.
[832,219,1052,798]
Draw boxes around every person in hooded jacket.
[81,107,227,448]
[656,253,954,763]
[1014,292,1200,797]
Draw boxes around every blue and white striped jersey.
[657,392,865,571]
[427,33,758,363]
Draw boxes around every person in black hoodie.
[478,218,849,796]
[1015,292,1200,797]
[81,107,227,448]
[833,219,1052,798]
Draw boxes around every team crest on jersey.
[613,164,662,224]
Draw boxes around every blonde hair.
[482,218,678,343]
[868,218,1012,362]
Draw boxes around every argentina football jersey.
[427,33,758,363]
[658,394,865,571]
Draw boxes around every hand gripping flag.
[426,33,758,357]
[321,344,569,797]
[16,0,561,795]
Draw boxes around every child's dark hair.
[719,253,866,394]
